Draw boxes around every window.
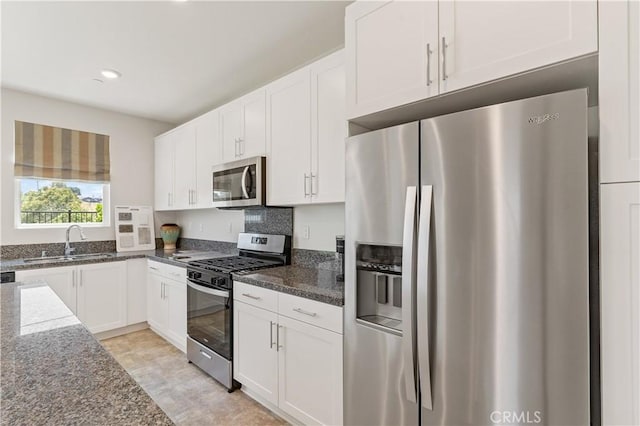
[16,178,110,227]
[14,120,111,228]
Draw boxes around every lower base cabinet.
[15,261,127,334]
[233,282,343,426]
[147,260,187,352]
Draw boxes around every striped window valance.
[14,121,110,183]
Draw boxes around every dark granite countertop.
[233,265,344,306]
[0,249,233,272]
[0,280,173,425]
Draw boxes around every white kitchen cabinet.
[15,266,77,314]
[233,282,343,425]
[277,315,343,426]
[76,262,127,334]
[221,88,266,163]
[154,132,175,210]
[345,0,439,119]
[193,109,220,208]
[234,300,279,405]
[599,0,640,184]
[267,67,312,206]
[147,260,187,352]
[172,123,197,210]
[126,258,147,325]
[311,50,347,204]
[345,0,597,119]
[438,1,597,94]
[16,262,127,334]
[267,50,346,206]
[600,182,640,425]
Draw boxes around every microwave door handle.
[417,185,434,410]
[241,166,251,199]
[187,280,230,298]
[402,186,418,403]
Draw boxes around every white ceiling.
[1,1,350,124]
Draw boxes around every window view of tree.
[19,179,105,224]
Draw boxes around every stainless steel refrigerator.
[344,89,590,426]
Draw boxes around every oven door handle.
[187,280,230,298]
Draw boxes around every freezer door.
[419,89,590,425]
[345,122,420,426]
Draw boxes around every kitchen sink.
[23,253,116,263]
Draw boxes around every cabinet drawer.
[233,281,278,312]
[278,292,343,334]
[147,260,186,281]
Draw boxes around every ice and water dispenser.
[355,244,403,334]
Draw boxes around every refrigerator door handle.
[417,185,434,410]
[401,186,418,404]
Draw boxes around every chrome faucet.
[65,224,87,257]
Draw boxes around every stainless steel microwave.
[212,156,266,208]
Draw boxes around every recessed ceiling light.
[101,69,121,79]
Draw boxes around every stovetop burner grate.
[188,256,283,273]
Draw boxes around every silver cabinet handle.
[189,189,193,205]
[401,186,418,404]
[191,189,196,205]
[293,307,317,317]
[239,137,245,156]
[167,192,171,206]
[241,293,261,300]
[72,270,76,288]
[442,36,448,81]
[161,282,165,299]
[79,270,83,287]
[310,174,317,196]
[270,321,275,349]
[277,324,283,350]
[170,271,182,278]
[149,266,159,271]
[304,174,310,196]
[426,43,433,86]
[200,350,212,360]
[417,185,434,410]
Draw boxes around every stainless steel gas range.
[185,233,290,391]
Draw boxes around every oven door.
[186,279,232,360]
[212,156,265,208]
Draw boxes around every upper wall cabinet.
[346,1,439,120]
[345,0,598,119]
[220,88,267,163]
[599,0,640,184]
[267,50,346,206]
[154,110,220,211]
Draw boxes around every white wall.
[175,208,244,243]
[175,203,344,251]
[0,88,174,245]
[293,203,344,251]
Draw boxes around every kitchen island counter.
[0,280,173,425]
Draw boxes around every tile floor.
[101,329,287,426]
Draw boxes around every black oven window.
[187,287,232,360]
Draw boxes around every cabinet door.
[15,266,77,314]
[154,132,175,210]
[439,1,597,93]
[599,0,640,183]
[600,182,640,425]
[173,124,197,210]
[147,272,168,332]
[266,67,312,206]
[76,262,127,333]
[194,109,220,208]
[234,301,279,405]
[345,1,439,119]
[165,278,187,352]
[240,89,267,159]
[126,259,147,325]
[277,315,343,426]
[220,100,243,163]
[311,49,346,204]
